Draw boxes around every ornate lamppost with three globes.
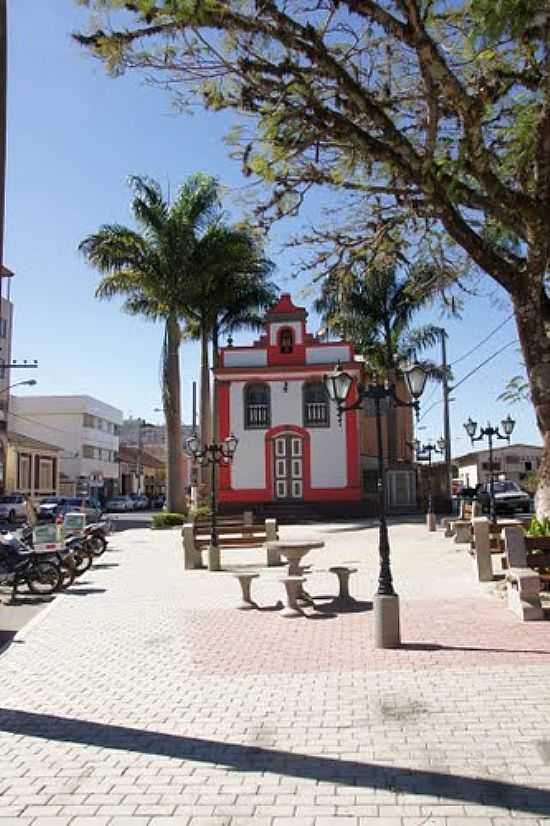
[184,433,239,571]
[323,361,429,648]
[463,415,515,524]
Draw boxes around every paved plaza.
[1,519,550,825]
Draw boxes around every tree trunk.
[212,322,220,442]
[163,314,186,514]
[199,322,212,501]
[512,291,550,517]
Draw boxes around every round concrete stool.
[329,566,358,605]
[279,576,306,618]
[233,572,258,610]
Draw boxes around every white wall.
[229,379,347,491]
[306,345,349,365]
[10,395,122,482]
[458,464,478,487]
[224,349,267,367]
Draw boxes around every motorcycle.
[83,522,109,557]
[0,532,63,598]
[19,525,89,586]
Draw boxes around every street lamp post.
[463,415,515,523]
[184,433,238,572]
[323,362,428,648]
[415,438,446,531]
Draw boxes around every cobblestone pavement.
[1,520,550,826]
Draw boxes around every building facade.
[9,395,123,501]
[454,442,543,488]
[214,294,362,513]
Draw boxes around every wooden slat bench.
[182,513,278,571]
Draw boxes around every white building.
[454,442,543,488]
[9,395,123,500]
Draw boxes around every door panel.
[274,435,303,499]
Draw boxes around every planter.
[525,535,550,552]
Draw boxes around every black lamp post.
[415,438,446,529]
[323,361,428,648]
[184,433,238,571]
[463,415,515,524]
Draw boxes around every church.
[214,294,416,516]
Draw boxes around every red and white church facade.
[214,294,363,512]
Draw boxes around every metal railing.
[245,404,269,428]
[305,402,329,425]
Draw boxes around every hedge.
[152,512,187,529]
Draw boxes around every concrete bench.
[502,526,544,620]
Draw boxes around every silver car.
[0,494,28,523]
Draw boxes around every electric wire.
[451,339,518,392]
[451,313,514,367]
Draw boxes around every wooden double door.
[273,433,304,500]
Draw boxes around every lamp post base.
[208,543,221,572]
[427,511,436,532]
[373,593,401,649]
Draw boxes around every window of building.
[244,383,271,429]
[82,445,95,459]
[18,455,31,490]
[83,413,95,428]
[505,455,519,464]
[303,381,330,427]
[525,461,533,471]
[39,459,54,490]
[0,318,7,338]
[279,328,294,354]
[481,461,501,471]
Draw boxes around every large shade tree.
[76,1,550,512]
[79,173,224,514]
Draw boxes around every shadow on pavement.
[402,642,550,655]
[0,707,548,814]
[63,588,106,596]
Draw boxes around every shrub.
[527,515,550,537]
[152,512,187,529]
[190,505,212,520]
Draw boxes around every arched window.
[244,383,271,429]
[279,327,294,354]
[303,381,330,427]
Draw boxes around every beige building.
[454,442,543,488]
[4,431,61,500]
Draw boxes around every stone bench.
[506,567,544,620]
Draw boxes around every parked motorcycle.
[0,533,63,598]
[83,522,109,557]
[19,525,88,586]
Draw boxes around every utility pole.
[0,0,6,276]
[440,329,453,510]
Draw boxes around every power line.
[452,313,514,367]
[451,339,518,392]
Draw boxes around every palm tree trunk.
[199,322,212,501]
[212,322,220,441]
[163,314,186,513]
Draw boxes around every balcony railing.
[305,402,329,426]
[245,404,269,428]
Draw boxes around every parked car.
[476,480,532,515]
[0,494,29,523]
[105,495,134,512]
[150,494,165,510]
[41,497,103,524]
[129,494,150,511]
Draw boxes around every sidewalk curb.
[0,593,64,656]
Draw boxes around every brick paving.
[0,519,550,825]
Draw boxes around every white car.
[0,494,29,523]
[106,496,134,512]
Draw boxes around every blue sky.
[4,0,540,456]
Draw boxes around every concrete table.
[266,539,325,575]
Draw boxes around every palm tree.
[183,225,277,448]
[316,261,443,464]
[79,173,223,514]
